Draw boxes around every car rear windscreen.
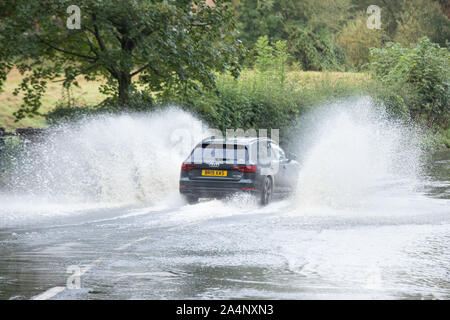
[188,144,249,164]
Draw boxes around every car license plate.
[202,170,227,177]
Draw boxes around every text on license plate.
[202,170,227,177]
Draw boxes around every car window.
[278,147,287,161]
[189,144,248,164]
[253,140,271,165]
[271,143,286,161]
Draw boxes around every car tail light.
[181,163,197,171]
[232,165,257,173]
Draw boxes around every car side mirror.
[287,152,297,161]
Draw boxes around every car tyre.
[260,176,272,206]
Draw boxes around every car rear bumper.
[179,179,260,198]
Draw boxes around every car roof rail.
[201,136,219,142]
[200,136,276,145]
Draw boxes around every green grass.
[0,68,105,131]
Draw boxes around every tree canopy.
[234,0,351,70]
[0,0,243,120]
[234,0,449,70]
[0,0,449,121]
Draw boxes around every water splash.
[292,97,425,210]
[0,98,432,226]
[4,107,206,205]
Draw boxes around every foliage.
[441,128,450,148]
[350,0,449,45]
[170,41,365,150]
[369,38,449,129]
[234,0,351,70]
[254,36,290,85]
[234,0,353,46]
[176,72,364,151]
[37,40,368,150]
[287,26,347,71]
[394,0,450,47]
[235,0,450,70]
[2,0,449,149]
[45,90,156,125]
[0,0,244,121]
[349,0,403,38]
[336,15,386,69]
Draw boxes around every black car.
[179,137,300,205]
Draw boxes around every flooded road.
[0,150,448,300]
[0,104,448,300]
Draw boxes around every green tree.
[351,0,449,46]
[254,36,274,73]
[234,0,351,70]
[394,0,450,47]
[233,0,284,48]
[336,14,386,69]
[0,0,243,120]
[254,35,290,86]
[350,0,403,38]
[369,38,449,128]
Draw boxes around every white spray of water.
[4,108,207,206]
[0,98,433,226]
[292,97,425,211]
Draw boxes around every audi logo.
[208,161,220,168]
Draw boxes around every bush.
[172,34,364,151]
[394,0,450,48]
[175,69,364,151]
[287,27,347,71]
[45,91,156,125]
[336,15,386,70]
[369,38,450,129]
